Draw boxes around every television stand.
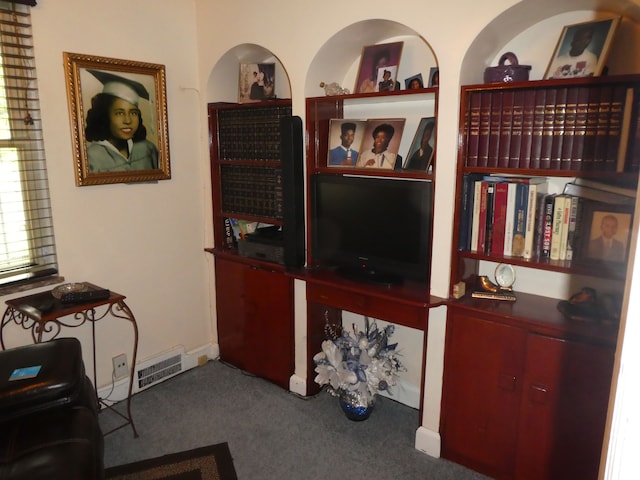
[335,265,402,287]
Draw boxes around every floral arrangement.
[313,317,404,407]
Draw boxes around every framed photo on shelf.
[327,119,366,167]
[238,63,276,103]
[404,117,436,172]
[428,67,440,87]
[404,73,424,90]
[354,42,403,94]
[63,52,171,186]
[578,201,633,264]
[544,17,621,79]
[355,118,406,170]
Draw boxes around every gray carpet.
[100,360,490,480]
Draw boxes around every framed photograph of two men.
[63,52,171,186]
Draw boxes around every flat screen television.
[311,174,433,286]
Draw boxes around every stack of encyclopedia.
[463,82,640,172]
[458,175,636,263]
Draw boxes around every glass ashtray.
[52,282,90,299]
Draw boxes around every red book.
[582,85,602,170]
[508,90,525,168]
[593,85,613,171]
[477,91,492,167]
[571,86,590,170]
[487,90,503,168]
[490,182,509,255]
[550,87,567,170]
[466,92,482,167]
[539,88,556,169]
[607,85,631,172]
[519,89,536,168]
[560,87,579,170]
[498,90,514,168]
[529,89,546,169]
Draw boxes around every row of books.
[217,104,292,161]
[463,84,639,172]
[458,174,636,263]
[220,164,283,219]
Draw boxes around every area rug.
[105,442,238,480]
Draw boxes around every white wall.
[1,0,214,389]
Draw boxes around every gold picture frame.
[63,52,171,186]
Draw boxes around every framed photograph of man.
[578,201,632,265]
[63,52,171,186]
[238,63,276,103]
[544,17,621,79]
[327,119,366,167]
[404,117,436,172]
[354,42,403,94]
[355,118,406,170]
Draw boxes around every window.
[0,1,58,286]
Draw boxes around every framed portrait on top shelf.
[578,201,632,265]
[544,16,621,79]
[428,67,440,87]
[355,118,406,170]
[403,117,436,172]
[63,52,171,186]
[238,63,276,103]
[404,73,424,90]
[354,42,404,94]
[327,119,366,167]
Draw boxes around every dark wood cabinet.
[441,305,615,480]
[214,255,294,389]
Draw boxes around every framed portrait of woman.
[354,42,403,94]
[63,52,171,186]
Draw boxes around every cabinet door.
[441,310,527,479]
[214,257,246,369]
[515,334,615,480]
[243,266,294,389]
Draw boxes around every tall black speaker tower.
[280,115,305,268]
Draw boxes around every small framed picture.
[404,117,436,172]
[428,67,440,87]
[238,63,276,103]
[579,201,632,264]
[327,119,366,167]
[354,42,403,94]
[544,17,621,79]
[355,118,406,170]
[404,73,424,90]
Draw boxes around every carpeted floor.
[105,442,237,480]
[100,360,490,480]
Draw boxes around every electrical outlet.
[112,353,129,380]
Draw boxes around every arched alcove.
[462,0,640,84]
[304,19,437,98]
[205,43,292,103]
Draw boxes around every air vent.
[136,348,183,390]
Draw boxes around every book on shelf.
[565,195,584,261]
[466,92,482,167]
[616,87,635,172]
[503,181,517,256]
[539,88,556,169]
[523,179,549,259]
[582,85,601,170]
[498,90,514,168]
[470,180,483,253]
[529,89,547,169]
[475,181,490,253]
[532,192,549,259]
[471,290,517,301]
[550,194,571,261]
[223,217,237,249]
[483,182,497,252]
[571,86,590,171]
[550,87,567,170]
[593,85,613,170]
[511,182,529,257]
[518,89,536,169]
[490,181,509,255]
[477,91,492,166]
[541,193,556,259]
[560,86,579,170]
[558,195,572,261]
[458,174,483,251]
[487,90,503,168]
[508,90,525,168]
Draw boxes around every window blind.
[0,1,58,285]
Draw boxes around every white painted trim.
[415,426,441,458]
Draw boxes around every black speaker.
[280,115,305,268]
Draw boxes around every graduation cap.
[87,69,150,106]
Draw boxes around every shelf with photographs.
[306,88,438,179]
[450,74,640,310]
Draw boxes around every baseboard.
[289,374,307,396]
[414,426,441,458]
[98,343,218,406]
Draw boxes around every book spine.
[582,86,601,171]
[478,91,492,167]
[541,194,556,259]
[484,182,496,253]
[532,192,548,259]
[503,182,517,257]
[561,87,579,170]
[529,89,547,169]
[550,195,567,260]
[593,85,613,171]
[571,86,590,170]
[487,91,503,168]
[539,88,556,169]
[519,90,536,168]
[550,87,567,170]
[523,181,547,259]
[476,181,489,252]
[565,195,582,261]
[498,90,514,168]
[458,174,482,251]
[490,182,509,255]
[508,90,525,168]
[466,92,482,167]
[470,180,483,253]
[223,217,236,249]
[558,195,571,261]
[616,87,635,173]
[511,182,529,257]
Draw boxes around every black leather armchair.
[0,337,104,479]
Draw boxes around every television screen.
[311,174,433,285]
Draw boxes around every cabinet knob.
[529,384,549,404]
